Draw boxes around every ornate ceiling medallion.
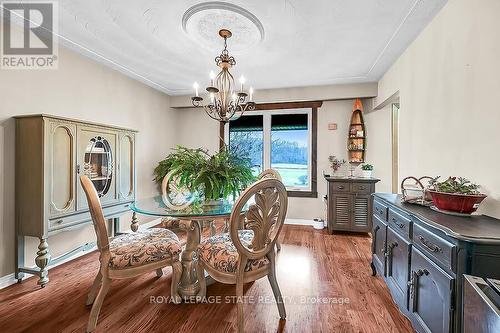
[182,2,264,52]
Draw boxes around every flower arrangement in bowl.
[328,156,346,175]
[361,164,374,178]
[428,176,487,215]
[154,146,256,206]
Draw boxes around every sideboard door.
[410,247,454,333]
[47,120,77,217]
[118,132,135,202]
[372,215,387,276]
[386,228,410,309]
[331,194,351,230]
[352,194,371,231]
[76,126,117,209]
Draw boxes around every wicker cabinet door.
[332,194,351,230]
[352,194,371,231]
[410,247,454,333]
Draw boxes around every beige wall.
[0,35,175,276]
[367,0,500,218]
[175,94,376,220]
[364,104,393,193]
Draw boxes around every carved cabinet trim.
[48,120,77,216]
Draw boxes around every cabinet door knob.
[338,185,344,189]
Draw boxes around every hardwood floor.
[0,225,413,333]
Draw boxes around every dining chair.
[258,169,283,251]
[79,176,183,332]
[196,177,288,332]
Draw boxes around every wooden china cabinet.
[15,114,137,287]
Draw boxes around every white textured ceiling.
[53,0,447,95]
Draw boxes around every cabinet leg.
[16,234,25,283]
[370,261,376,276]
[35,238,51,287]
[130,212,139,232]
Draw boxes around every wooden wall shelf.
[347,99,366,164]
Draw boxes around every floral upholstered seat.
[108,228,182,270]
[198,230,270,273]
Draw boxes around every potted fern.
[428,177,487,215]
[154,146,256,205]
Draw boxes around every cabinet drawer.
[373,200,388,221]
[388,208,411,240]
[49,213,91,231]
[350,182,371,194]
[330,182,350,192]
[413,223,456,272]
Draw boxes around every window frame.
[224,101,321,198]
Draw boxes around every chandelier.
[191,29,256,123]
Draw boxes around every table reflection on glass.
[130,196,236,299]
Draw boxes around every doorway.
[391,103,400,194]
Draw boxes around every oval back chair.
[196,177,288,332]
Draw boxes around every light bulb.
[209,71,215,86]
[239,76,246,92]
[193,82,199,97]
[249,87,254,101]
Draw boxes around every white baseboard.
[285,218,314,226]
[0,273,17,289]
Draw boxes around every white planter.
[313,219,325,230]
[362,170,372,178]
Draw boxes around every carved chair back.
[80,176,110,254]
[258,168,282,181]
[229,178,288,260]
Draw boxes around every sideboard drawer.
[413,223,456,272]
[388,208,411,240]
[350,183,371,194]
[373,200,388,221]
[330,182,350,192]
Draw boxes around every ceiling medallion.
[191,29,255,123]
[182,2,264,52]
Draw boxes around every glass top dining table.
[129,195,236,219]
[128,195,238,300]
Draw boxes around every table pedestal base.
[178,219,203,299]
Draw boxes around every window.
[227,103,319,197]
[228,115,264,176]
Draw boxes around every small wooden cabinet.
[325,177,379,233]
[15,114,137,287]
[371,193,500,333]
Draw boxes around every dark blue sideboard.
[371,193,500,333]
